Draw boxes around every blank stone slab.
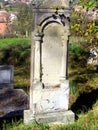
[0,65,14,89]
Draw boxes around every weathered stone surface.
[42,24,64,85]
[24,110,74,125]
[33,0,70,26]
[24,0,74,125]
[24,110,34,124]
[33,0,69,8]
[0,88,29,118]
[36,110,74,124]
[33,81,69,114]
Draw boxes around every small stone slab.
[0,88,29,118]
[0,65,14,89]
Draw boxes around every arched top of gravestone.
[33,0,70,31]
[33,0,69,8]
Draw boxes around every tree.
[70,0,98,48]
[12,3,33,37]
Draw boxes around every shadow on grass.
[0,110,23,130]
[71,88,98,119]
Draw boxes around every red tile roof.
[0,11,10,35]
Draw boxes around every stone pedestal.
[24,81,74,124]
[24,109,74,125]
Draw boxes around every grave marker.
[24,0,74,124]
[0,65,14,89]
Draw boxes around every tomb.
[0,65,28,120]
[0,65,14,89]
[24,0,74,124]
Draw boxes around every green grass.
[2,106,98,130]
[0,37,31,91]
[0,38,31,50]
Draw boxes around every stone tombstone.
[0,65,14,89]
[0,65,29,120]
[24,0,74,124]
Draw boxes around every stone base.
[24,110,34,124]
[24,110,74,125]
[32,81,69,114]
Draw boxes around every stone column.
[34,33,42,83]
[30,33,35,110]
[30,33,42,111]
[60,33,69,81]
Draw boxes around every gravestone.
[24,0,74,124]
[0,65,14,89]
[0,65,29,119]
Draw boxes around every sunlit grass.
[0,38,31,50]
[2,105,98,130]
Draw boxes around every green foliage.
[69,0,98,98]
[70,0,98,48]
[0,38,31,88]
[79,0,98,9]
[0,38,31,50]
[71,12,98,47]
[0,38,31,66]
[2,120,50,130]
[11,3,33,37]
[68,38,98,105]
[69,42,88,69]
[2,108,98,130]
[69,44,83,57]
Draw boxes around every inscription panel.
[42,24,64,86]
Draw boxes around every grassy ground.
[0,37,31,93]
[0,37,98,129]
[2,106,98,130]
[0,38,31,50]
